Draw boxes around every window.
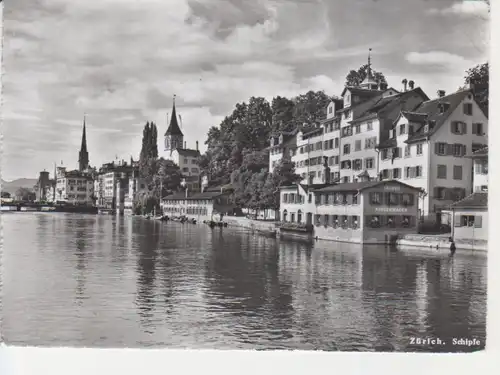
[369,215,381,228]
[334,138,339,148]
[343,144,351,155]
[182,167,189,172]
[416,144,423,155]
[184,158,188,164]
[370,192,382,204]
[329,106,332,114]
[387,215,396,228]
[437,165,447,179]
[355,124,361,133]
[352,194,358,205]
[344,110,351,119]
[191,168,199,173]
[475,160,488,175]
[452,144,466,157]
[460,215,476,227]
[402,216,412,228]
[352,215,359,229]
[463,103,473,116]
[365,157,374,169]
[453,165,463,180]
[393,168,401,179]
[404,145,411,157]
[472,123,484,135]
[381,149,389,160]
[355,140,361,151]
[451,121,466,135]
[435,142,447,155]
[367,121,373,131]
[401,193,414,206]
[342,176,350,183]
[399,124,406,135]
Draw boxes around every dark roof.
[451,192,488,209]
[313,180,422,193]
[162,190,227,201]
[472,146,488,157]
[341,86,383,98]
[406,90,471,144]
[401,111,428,123]
[176,148,200,157]
[165,103,183,136]
[376,138,397,149]
[349,87,429,125]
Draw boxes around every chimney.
[184,141,187,149]
[402,79,408,92]
[437,90,446,98]
[196,141,199,151]
[408,80,415,90]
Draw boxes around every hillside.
[1,178,38,194]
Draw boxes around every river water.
[1,213,487,351]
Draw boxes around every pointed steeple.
[78,114,89,172]
[164,94,183,136]
[360,48,378,90]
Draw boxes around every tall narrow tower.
[78,115,90,172]
[164,95,184,153]
[360,48,378,90]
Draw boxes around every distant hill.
[1,178,38,194]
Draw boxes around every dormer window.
[424,124,429,133]
[329,106,333,114]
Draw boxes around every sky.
[0,0,489,181]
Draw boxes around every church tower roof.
[78,114,90,172]
[360,48,378,90]
[164,95,183,136]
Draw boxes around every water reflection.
[1,213,487,351]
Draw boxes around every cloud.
[427,1,489,17]
[0,0,490,180]
[405,51,472,68]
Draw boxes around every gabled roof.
[400,111,428,123]
[376,138,397,149]
[406,89,471,144]
[165,102,183,136]
[348,87,429,125]
[451,192,488,209]
[341,86,383,98]
[313,179,423,193]
[176,148,200,157]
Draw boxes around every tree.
[272,96,295,133]
[1,191,11,198]
[345,63,387,87]
[139,122,159,179]
[465,62,488,113]
[261,159,301,210]
[292,91,332,128]
[15,187,36,201]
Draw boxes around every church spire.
[78,114,89,172]
[360,48,378,90]
[164,94,183,137]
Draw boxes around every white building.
[472,146,488,192]
[163,99,201,191]
[378,89,488,223]
[94,160,136,212]
[55,167,94,205]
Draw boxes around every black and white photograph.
[0,0,490,352]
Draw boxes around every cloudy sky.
[1,0,489,180]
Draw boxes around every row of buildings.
[271,54,488,230]
[33,99,203,214]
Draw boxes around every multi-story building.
[449,146,488,246]
[278,177,422,244]
[471,146,488,192]
[55,167,94,204]
[268,130,298,174]
[163,98,201,192]
[34,170,56,203]
[94,160,136,212]
[378,89,488,223]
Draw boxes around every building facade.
[379,89,488,223]
[94,160,136,212]
[451,192,488,246]
[55,167,94,204]
[34,170,56,203]
[279,179,421,244]
[472,146,488,192]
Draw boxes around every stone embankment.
[396,234,487,252]
[224,217,278,235]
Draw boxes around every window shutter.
[435,143,440,155]
[462,145,467,156]
[433,187,439,198]
[472,123,477,135]
[474,215,482,228]
[454,214,462,227]
[409,193,415,206]
[410,167,416,178]
[446,144,453,155]
[462,122,467,134]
